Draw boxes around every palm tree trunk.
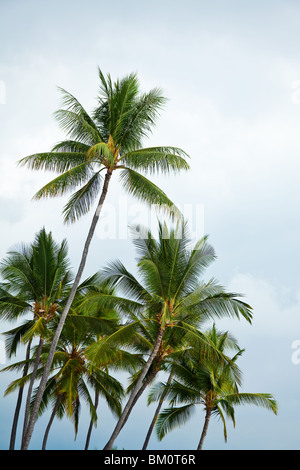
[142,371,173,450]
[197,408,212,450]
[9,341,31,450]
[42,395,63,450]
[118,362,160,434]
[85,390,99,450]
[103,324,166,450]
[21,337,44,448]
[21,170,113,450]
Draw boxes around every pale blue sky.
[0,0,300,450]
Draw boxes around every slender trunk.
[21,337,44,448]
[85,390,99,450]
[42,395,63,450]
[103,325,166,450]
[21,170,113,450]
[197,408,212,450]
[142,371,173,450]
[9,341,31,450]
[118,362,160,434]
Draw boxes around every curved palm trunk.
[142,371,173,450]
[42,395,63,450]
[21,170,113,450]
[21,337,44,448]
[197,408,212,450]
[9,341,31,450]
[103,325,166,450]
[85,390,99,450]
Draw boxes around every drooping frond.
[121,147,190,174]
[32,161,94,200]
[186,291,253,324]
[62,171,102,224]
[18,151,89,173]
[220,393,278,415]
[85,321,140,366]
[51,140,91,154]
[77,290,143,318]
[155,404,196,441]
[119,168,181,219]
[0,287,31,321]
[2,321,34,356]
[99,259,151,303]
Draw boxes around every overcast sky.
[0,0,300,450]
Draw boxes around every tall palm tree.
[0,227,72,449]
[151,327,278,450]
[142,324,241,450]
[0,228,103,449]
[80,221,253,449]
[18,70,190,449]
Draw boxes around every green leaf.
[18,151,88,173]
[32,161,94,199]
[121,146,190,174]
[54,87,103,144]
[156,404,195,440]
[85,321,140,366]
[22,317,48,343]
[119,167,181,219]
[62,171,102,224]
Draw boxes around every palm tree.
[141,324,240,450]
[37,318,125,450]
[0,228,103,449]
[151,327,278,450]
[0,227,72,449]
[18,69,190,449]
[79,221,253,449]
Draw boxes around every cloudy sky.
[0,0,300,450]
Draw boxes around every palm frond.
[189,292,253,324]
[221,392,278,415]
[22,317,48,343]
[0,288,31,321]
[118,88,167,151]
[85,321,140,366]
[2,321,34,357]
[119,168,181,219]
[18,151,89,173]
[54,87,103,145]
[121,146,190,174]
[156,404,195,440]
[62,171,102,224]
[76,290,143,318]
[32,161,94,200]
[99,259,151,303]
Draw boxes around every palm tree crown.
[150,325,278,450]
[19,69,189,224]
